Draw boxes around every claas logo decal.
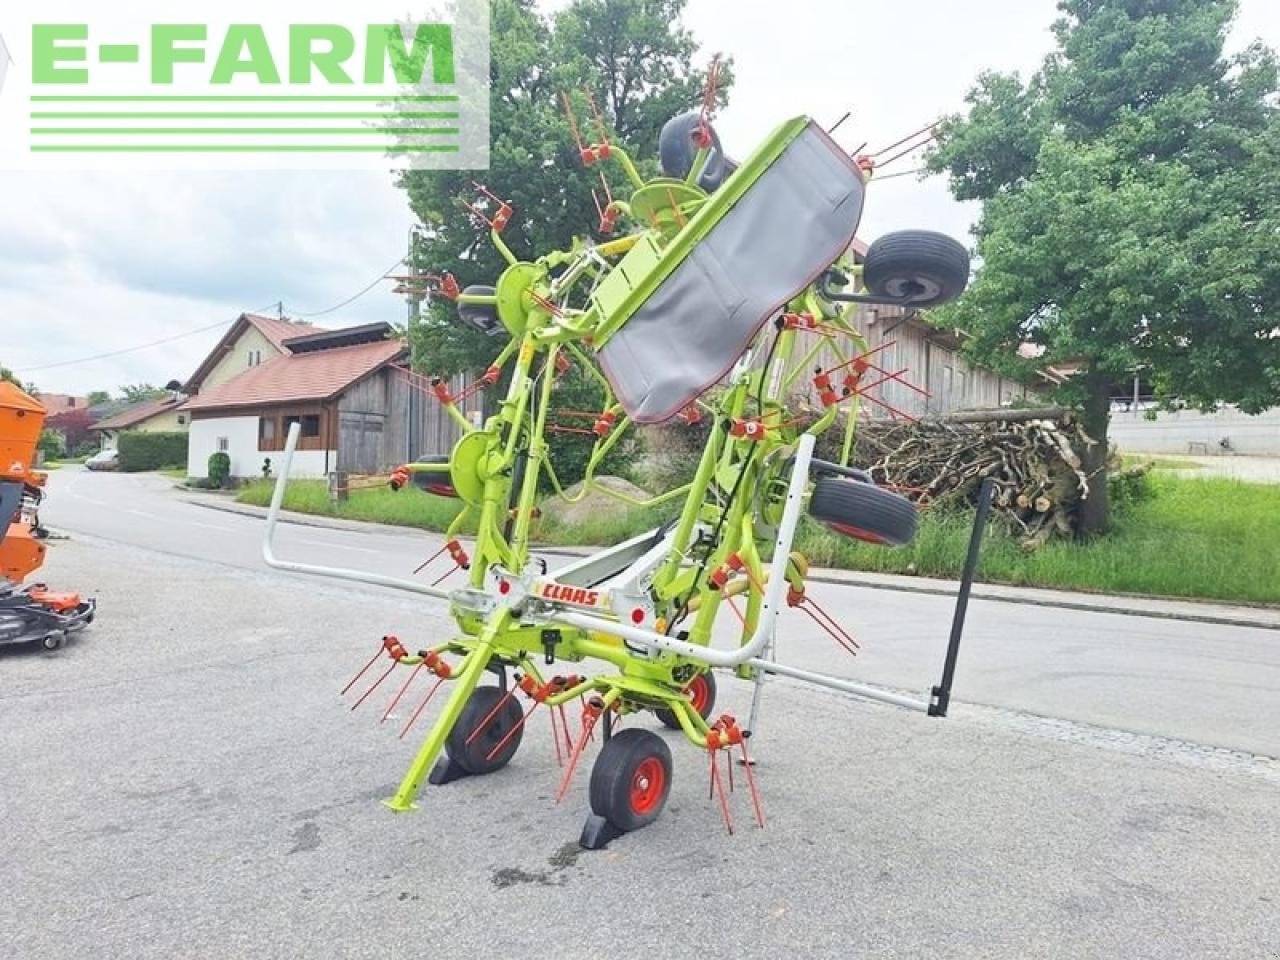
[536,582,608,608]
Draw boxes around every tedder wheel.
[655,670,717,730]
[862,230,970,308]
[809,477,918,546]
[408,455,458,498]
[444,686,524,776]
[588,728,673,832]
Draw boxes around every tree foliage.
[398,0,729,377]
[928,0,1280,532]
[118,383,167,403]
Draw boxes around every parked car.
[85,448,119,472]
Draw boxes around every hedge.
[117,431,189,472]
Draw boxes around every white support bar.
[261,422,451,600]
[748,659,930,713]
[551,433,816,668]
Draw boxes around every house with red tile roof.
[91,394,189,449]
[182,320,469,479]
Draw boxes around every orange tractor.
[0,381,95,650]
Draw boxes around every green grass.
[159,467,187,479]
[536,503,680,546]
[1120,454,1202,471]
[237,479,468,532]
[799,473,1279,605]
[236,474,1279,606]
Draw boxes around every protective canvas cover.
[598,121,865,423]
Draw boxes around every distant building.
[91,394,188,449]
[181,320,478,479]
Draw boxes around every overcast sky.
[4,0,1278,395]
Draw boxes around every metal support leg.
[929,476,994,717]
[383,614,506,811]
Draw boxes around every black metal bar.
[929,476,994,717]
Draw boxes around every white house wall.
[188,415,333,478]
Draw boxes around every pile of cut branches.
[848,408,1098,548]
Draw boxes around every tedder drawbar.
[263,94,991,849]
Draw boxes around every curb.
[180,497,1279,631]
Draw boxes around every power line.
[18,255,405,374]
[290,256,405,318]
[17,319,231,373]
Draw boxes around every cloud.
[2,0,1276,394]
[1,169,413,392]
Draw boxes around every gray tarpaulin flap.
[599,121,865,423]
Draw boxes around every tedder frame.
[263,97,989,847]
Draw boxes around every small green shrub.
[117,431,189,472]
[208,451,231,489]
[1109,465,1156,511]
[37,429,67,460]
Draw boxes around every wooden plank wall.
[806,305,1041,418]
[337,369,484,473]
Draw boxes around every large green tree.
[928,0,1280,534]
[398,0,728,376]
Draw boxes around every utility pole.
[405,226,426,462]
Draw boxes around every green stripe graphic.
[30,95,458,102]
[30,144,462,153]
[31,112,460,120]
[31,128,461,136]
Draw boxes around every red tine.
[398,677,445,740]
[550,709,565,767]
[340,648,383,696]
[740,740,766,828]
[483,700,538,762]
[709,749,734,834]
[380,662,426,724]
[554,710,599,803]
[465,684,521,745]
[350,661,398,712]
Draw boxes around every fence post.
[329,471,348,504]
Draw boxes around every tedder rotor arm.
[549,433,816,670]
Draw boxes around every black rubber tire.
[809,477,918,546]
[407,455,458,498]
[444,686,524,775]
[658,112,730,193]
[588,728,673,832]
[456,284,503,336]
[862,230,969,308]
[655,670,717,730]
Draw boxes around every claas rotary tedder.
[0,381,95,651]
[264,89,992,849]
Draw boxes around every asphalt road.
[1,469,1276,959]
[39,467,1280,758]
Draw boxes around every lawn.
[237,479,468,532]
[1119,454,1201,471]
[798,473,1279,605]
[237,473,1280,606]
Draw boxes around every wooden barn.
[183,319,480,479]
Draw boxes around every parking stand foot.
[427,754,471,786]
[578,814,625,851]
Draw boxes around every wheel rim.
[629,757,666,815]
[686,674,711,715]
